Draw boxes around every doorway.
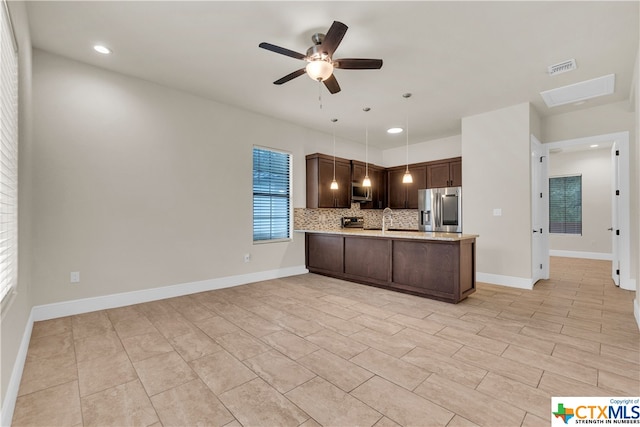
[543,131,632,291]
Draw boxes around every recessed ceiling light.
[590,144,599,148]
[387,127,403,134]
[93,45,112,55]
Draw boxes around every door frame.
[531,134,549,283]
[545,131,633,291]
[611,141,621,286]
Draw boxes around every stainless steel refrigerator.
[418,187,462,233]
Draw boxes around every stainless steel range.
[341,216,364,228]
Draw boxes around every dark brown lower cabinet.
[305,232,475,303]
[306,234,344,273]
[344,237,391,282]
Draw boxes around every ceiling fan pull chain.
[318,80,323,109]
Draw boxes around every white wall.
[461,103,534,285]
[382,134,461,168]
[29,49,376,307]
[548,148,612,257]
[542,101,635,144]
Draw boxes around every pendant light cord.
[403,93,412,173]
[329,118,339,190]
[401,93,413,184]
[332,118,337,180]
[364,107,370,178]
[365,125,369,177]
[405,115,409,173]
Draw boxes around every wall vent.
[548,59,577,76]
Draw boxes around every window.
[549,175,582,235]
[0,0,18,303]
[253,147,291,242]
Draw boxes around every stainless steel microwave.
[351,182,372,202]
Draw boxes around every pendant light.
[362,107,371,188]
[402,93,413,184]
[330,118,339,190]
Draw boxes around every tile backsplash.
[294,204,419,230]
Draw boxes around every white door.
[531,135,549,283]
[611,141,620,286]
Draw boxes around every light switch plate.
[493,208,502,216]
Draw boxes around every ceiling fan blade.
[333,58,383,70]
[323,74,341,94]
[259,42,306,60]
[273,68,306,85]
[320,21,348,56]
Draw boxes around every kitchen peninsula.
[300,229,477,303]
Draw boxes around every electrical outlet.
[493,208,502,217]
[70,271,80,284]
[243,253,251,263]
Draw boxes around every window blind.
[549,175,582,235]
[253,147,291,242]
[0,0,18,303]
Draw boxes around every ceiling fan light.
[306,60,334,81]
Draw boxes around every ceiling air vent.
[540,74,615,108]
[548,59,577,76]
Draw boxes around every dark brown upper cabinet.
[386,165,427,209]
[306,153,460,209]
[306,153,351,208]
[426,157,462,188]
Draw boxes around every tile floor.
[12,257,640,426]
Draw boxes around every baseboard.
[549,250,612,260]
[32,265,309,321]
[634,298,640,331]
[619,278,636,292]
[1,265,308,425]
[1,310,34,427]
[476,272,534,290]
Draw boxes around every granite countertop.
[295,228,478,241]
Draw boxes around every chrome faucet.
[382,207,393,232]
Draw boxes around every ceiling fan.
[259,21,383,94]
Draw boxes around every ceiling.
[25,1,639,149]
